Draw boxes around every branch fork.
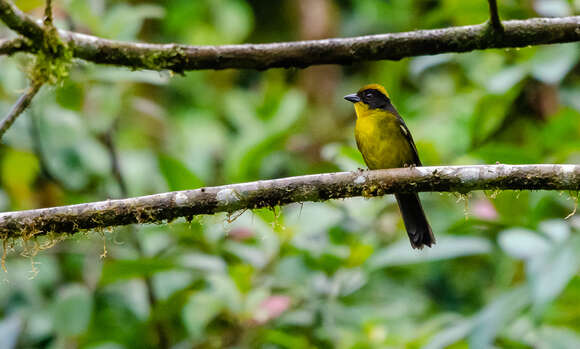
[487,0,504,34]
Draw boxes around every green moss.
[28,25,72,85]
[140,46,187,72]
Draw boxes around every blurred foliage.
[1,0,580,348]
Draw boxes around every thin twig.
[487,0,504,33]
[0,82,42,140]
[43,0,53,27]
[0,164,578,238]
[100,119,128,197]
[28,108,60,183]
[100,120,170,349]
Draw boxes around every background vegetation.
[1,0,579,348]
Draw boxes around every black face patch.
[358,89,390,109]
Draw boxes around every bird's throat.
[353,102,370,118]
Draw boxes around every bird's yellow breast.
[354,105,415,170]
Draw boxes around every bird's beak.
[344,93,360,103]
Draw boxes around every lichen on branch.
[0,164,577,240]
[0,0,72,84]
[0,0,579,71]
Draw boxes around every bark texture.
[0,0,578,71]
[59,17,580,71]
[0,164,578,239]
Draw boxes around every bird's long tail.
[395,193,435,249]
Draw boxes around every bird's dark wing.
[397,118,422,166]
[384,102,422,166]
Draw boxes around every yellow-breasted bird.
[344,84,435,249]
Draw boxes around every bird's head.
[344,84,390,116]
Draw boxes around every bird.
[344,83,435,249]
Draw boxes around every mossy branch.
[0,0,45,42]
[0,0,70,139]
[0,0,579,71]
[31,16,580,71]
[0,37,34,55]
[0,164,578,239]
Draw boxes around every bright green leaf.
[158,154,204,191]
[53,284,93,336]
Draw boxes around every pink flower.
[253,295,291,324]
[228,227,254,241]
[473,199,499,220]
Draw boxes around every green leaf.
[528,234,580,310]
[182,291,223,340]
[66,0,102,33]
[0,314,22,349]
[182,275,241,340]
[224,241,268,268]
[224,90,305,181]
[321,143,365,171]
[498,228,551,260]
[36,106,110,190]
[223,90,262,134]
[263,329,311,349]
[409,54,454,78]
[86,66,170,85]
[100,258,176,285]
[55,80,85,111]
[229,263,254,293]
[470,88,520,147]
[207,274,243,313]
[178,253,227,273]
[560,87,580,112]
[469,287,530,348]
[536,326,580,348]
[368,236,492,269]
[102,4,165,40]
[538,219,570,243]
[153,271,196,301]
[53,284,93,336]
[539,108,580,157]
[531,43,579,84]
[426,288,530,349]
[0,149,39,208]
[423,317,473,349]
[485,66,526,94]
[473,143,542,164]
[213,0,254,43]
[158,154,204,191]
[534,0,571,17]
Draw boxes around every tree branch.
[0,164,577,239]
[58,16,580,71]
[0,0,45,43]
[487,0,504,33]
[0,37,34,55]
[0,82,42,140]
[100,119,128,197]
[0,0,578,71]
